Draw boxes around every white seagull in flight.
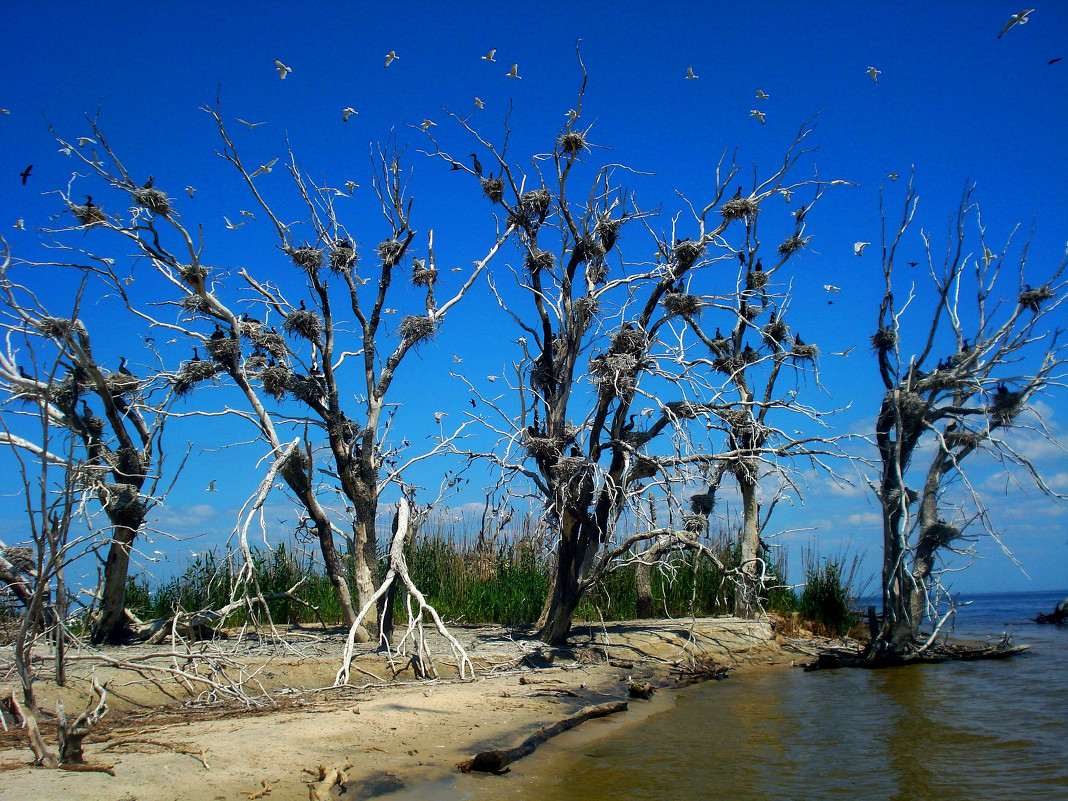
[999,9,1035,38]
[274,59,291,79]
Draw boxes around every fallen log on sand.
[806,636,1030,671]
[457,701,628,774]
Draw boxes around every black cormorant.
[118,357,134,377]
[469,154,483,176]
[20,165,32,185]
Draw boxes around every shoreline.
[0,616,809,800]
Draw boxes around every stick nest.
[399,314,438,343]
[259,364,293,401]
[590,352,641,397]
[1019,285,1055,312]
[524,432,562,458]
[745,270,769,290]
[683,514,708,534]
[173,360,221,398]
[329,244,358,276]
[377,239,405,266]
[553,455,588,480]
[206,335,241,364]
[284,309,323,341]
[411,265,438,287]
[525,249,555,274]
[720,197,759,221]
[179,294,212,315]
[663,292,703,317]
[778,235,810,256]
[610,326,647,355]
[178,263,208,288]
[762,319,790,345]
[557,130,588,156]
[575,235,607,264]
[481,177,505,204]
[989,389,1025,424]
[596,215,621,251]
[35,316,84,340]
[71,203,106,226]
[921,522,961,549]
[573,296,600,323]
[291,373,325,404]
[690,491,716,516]
[518,189,552,226]
[870,328,898,351]
[102,482,146,518]
[132,187,171,216]
[665,400,701,420]
[247,327,288,359]
[791,342,819,362]
[944,427,983,449]
[727,457,758,483]
[288,246,324,274]
[672,240,704,269]
[105,373,138,396]
[742,303,763,321]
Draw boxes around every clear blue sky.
[1,1,1066,596]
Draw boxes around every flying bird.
[474,97,485,110]
[823,284,840,294]
[77,137,95,147]
[854,241,870,256]
[907,261,919,267]
[238,210,256,219]
[206,480,217,492]
[237,118,266,129]
[506,62,521,79]
[434,411,447,424]
[185,185,196,198]
[750,109,766,125]
[382,308,396,314]
[274,59,291,79]
[13,218,24,230]
[481,48,497,62]
[1049,57,1063,65]
[19,165,31,185]
[830,346,855,357]
[420,118,436,132]
[384,50,399,67]
[755,89,770,100]
[58,145,72,156]
[998,9,1035,38]
[888,171,899,181]
[452,354,462,363]
[451,266,463,272]
[344,180,358,194]
[685,65,698,80]
[342,107,357,122]
[223,216,248,230]
[867,66,881,84]
[250,157,279,177]
[0,108,8,114]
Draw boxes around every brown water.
[409,592,1068,801]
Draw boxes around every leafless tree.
[0,240,178,645]
[870,180,1067,658]
[34,106,506,639]
[426,55,853,643]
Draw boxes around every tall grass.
[795,545,868,636]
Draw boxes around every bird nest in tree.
[1,545,35,575]
[329,245,357,276]
[882,485,920,509]
[596,216,620,251]
[279,447,311,486]
[71,203,106,226]
[103,481,147,518]
[683,513,708,534]
[890,389,927,423]
[411,265,438,287]
[870,328,898,351]
[291,373,325,404]
[610,326,647,355]
[552,455,588,480]
[690,491,716,516]
[288,246,324,274]
[944,427,984,449]
[284,309,323,340]
[105,373,138,396]
[524,432,561,458]
[519,189,552,224]
[399,314,437,343]
[715,407,751,429]
[708,334,732,356]
[742,303,763,321]
[84,413,106,436]
[745,270,769,290]
[1019,285,1055,312]
[989,389,1025,424]
[557,130,588,156]
[107,446,146,479]
[132,187,172,216]
[778,235,810,256]
[481,177,505,204]
[259,364,293,401]
[573,296,600,322]
[915,369,967,394]
[586,261,609,285]
[762,319,790,345]
[35,316,83,340]
[206,336,240,364]
[247,327,288,358]
[590,352,641,397]
[244,353,268,371]
[328,418,362,444]
[662,292,703,317]
[714,354,744,376]
[179,294,212,315]
[525,249,555,274]
[665,400,700,420]
[52,376,78,409]
[720,197,759,221]
[575,235,607,264]
[377,238,405,266]
[173,359,223,398]
[673,240,704,269]
[178,263,208,288]
[727,457,759,483]
[791,342,818,362]
[921,522,962,549]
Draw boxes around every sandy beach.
[0,617,813,800]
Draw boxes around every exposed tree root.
[305,760,352,800]
[806,635,1030,670]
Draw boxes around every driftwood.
[306,760,352,800]
[1035,597,1068,625]
[806,636,1030,671]
[456,700,628,774]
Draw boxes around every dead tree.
[0,241,175,645]
[870,180,1067,658]
[37,109,505,637]
[428,53,850,643]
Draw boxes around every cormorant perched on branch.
[737,250,746,265]
[621,414,636,435]
[191,348,201,362]
[84,195,94,208]
[241,312,261,325]
[470,154,483,176]
[118,357,134,377]
[795,333,805,346]
[996,383,1009,396]
[210,324,225,340]
[755,258,763,272]
[18,365,31,380]
[732,186,742,200]
[142,175,154,189]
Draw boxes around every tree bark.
[734,478,762,618]
[90,523,138,644]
